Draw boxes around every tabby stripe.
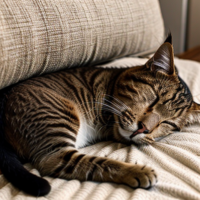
[66,103,77,111]
[48,123,77,134]
[17,93,30,104]
[162,121,180,131]
[34,143,52,157]
[30,114,79,128]
[48,132,76,142]
[37,102,78,122]
[88,156,96,163]
[80,88,89,115]
[65,154,85,174]
[177,106,188,116]
[118,91,132,100]
[161,91,168,96]
[87,93,92,106]
[61,113,79,124]
[48,142,74,155]
[81,70,89,87]
[25,80,44,89]
[163,88,181,104]
[88,158,107,178]
[109,69,125,96]
[46,74,68,93]
[175,107,182,113]
[80,88,90,114]
[87,157,107,180]
[44,92,65,110]
[63,150,77,162]
[34,79,54,90]
[63,81,83,104]
[32,106,56,113]
[52,142,74,149]
[23,120,46,133]
[87,167,96,180]
[30,114,61,121]
[29,109,52,118]
[89,70,103,89]
[51,164,66,177]
[72,73,89,90]
[35,142,73,158]
[122,111,134,123]
[149,96,159,108]
[41,88,70,111]
[118,116,124,129]
[93,79,105,93]
[95,158,107,166]
[27,88,46,105]
[131,75,150,86]
[32,127,76,141]
[124,84,139,95]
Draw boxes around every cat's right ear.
[164,33,172,44]
[146,34,176,76]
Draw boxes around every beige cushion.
[0,0,164,89]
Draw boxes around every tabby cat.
[0,35,199,196]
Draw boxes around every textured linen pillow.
[0,0,164,89]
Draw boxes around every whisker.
[95,102,122,116]
[101,109,122,117]
[103,94,130,110]
[103,98,123,110]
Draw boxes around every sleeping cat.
[0,34,199,196]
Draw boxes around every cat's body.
[0,35,200,196]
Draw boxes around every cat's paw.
[123,164,157,189]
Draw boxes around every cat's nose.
[138,121,149,134]
[142,113,160,131]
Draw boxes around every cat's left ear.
[146,34,176,76]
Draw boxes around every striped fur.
[1,35,200,196]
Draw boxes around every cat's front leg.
[99,160,157,189]
[46,149,157,189]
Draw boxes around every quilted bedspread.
[0,57,200,200]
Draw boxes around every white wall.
[187,0,200,49]
[159,0,188,54]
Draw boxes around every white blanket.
[0,57,200,200]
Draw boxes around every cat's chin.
[118,126,148,145]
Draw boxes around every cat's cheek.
[118,126,147,144]
[118,125,139,140]
[118,124,138,137]
[118,126,132,140]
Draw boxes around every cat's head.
[113,34,200,145]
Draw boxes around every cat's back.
[7,66,117,100]
[3,66,117,153]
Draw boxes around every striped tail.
[0,87,51,196]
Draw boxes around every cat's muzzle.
[129,122,149,138]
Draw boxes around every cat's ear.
[164,32,172,44]
[146,34,176,76]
